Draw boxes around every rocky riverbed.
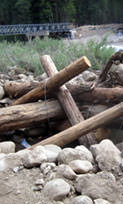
[0,24,123,204]
[69,23,123,51]
[0,139,123,204]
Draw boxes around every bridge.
[0,23,73,37]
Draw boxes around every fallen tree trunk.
[29,102,123,148]
[0,98,122,134]
[4,80,123,104]
[41,55,96,145]
[0,100,64,132]
[69,86,123,104]
[4,81,38,98]
[12,56,91,105]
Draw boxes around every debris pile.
[0,50,123,203]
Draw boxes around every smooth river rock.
[58,146,93,164]
[69,160,93,174]
[43,178,70,201]
[70,195,93,204]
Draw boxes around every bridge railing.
[0,23,72,36]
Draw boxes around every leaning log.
[12,56,91,105]
[29,102,123,149]
[41,55,96,145]
[98,50,123,83]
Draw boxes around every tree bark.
[4,80,123,105]
[0,100,63,132]
[98,50,123,83]
[4,81,38,98]
[29,102,123,149]
[69,86,123,104]
[0,98,122,135]
[41,55,96,145]
[12,56,91,105]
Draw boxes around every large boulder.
[90,139,122,173]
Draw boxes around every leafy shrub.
[0,36,115,75]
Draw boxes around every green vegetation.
[0,37,115,75]
[0,0,122,25]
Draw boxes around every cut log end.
[82,56,91,68]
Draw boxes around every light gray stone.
[90,139,122,172]
[16,149,31,159]
[35,178,45,186]
[69,160,93,173]
[58,146,93,165]
[0,141,15,154]
[43,178,70,201]
[71,195,93,204]
[0,153,23,171]
[44,144,62,162]
[94,198,111,204]
[75,171,120,203]
[0,85,5,99]
[57,164,77,180]
[0,153,6,159]
[23,146,47,168]
[75,146,94,162]
[82,70,97,81]
[40,162,56,175]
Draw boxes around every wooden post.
[12,56,91,105]
[41,55,95,145]
[29,102,123,149]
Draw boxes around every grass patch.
[0,37,115,75]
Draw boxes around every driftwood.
[70,86,123,104]
[4,81,38,98]
[98,50,123,83]
[0,97,123,137]
[41,55,95,145]
[12,56,91,105]
[29,102,123,149]
[4,80,123,105]
[0,100,64,133]
[41,55,84,125]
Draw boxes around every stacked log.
[0,51,123,149]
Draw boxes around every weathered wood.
[12,56,91,105]
[41,55,95,145]
[98,50,123,83]
[4,81,38,98]
[29,102,123,148]
[5,80,123,105]
[69,86,123,104]
[41,55,84,125]
[0,100,64,132]
[0,98,122,134]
